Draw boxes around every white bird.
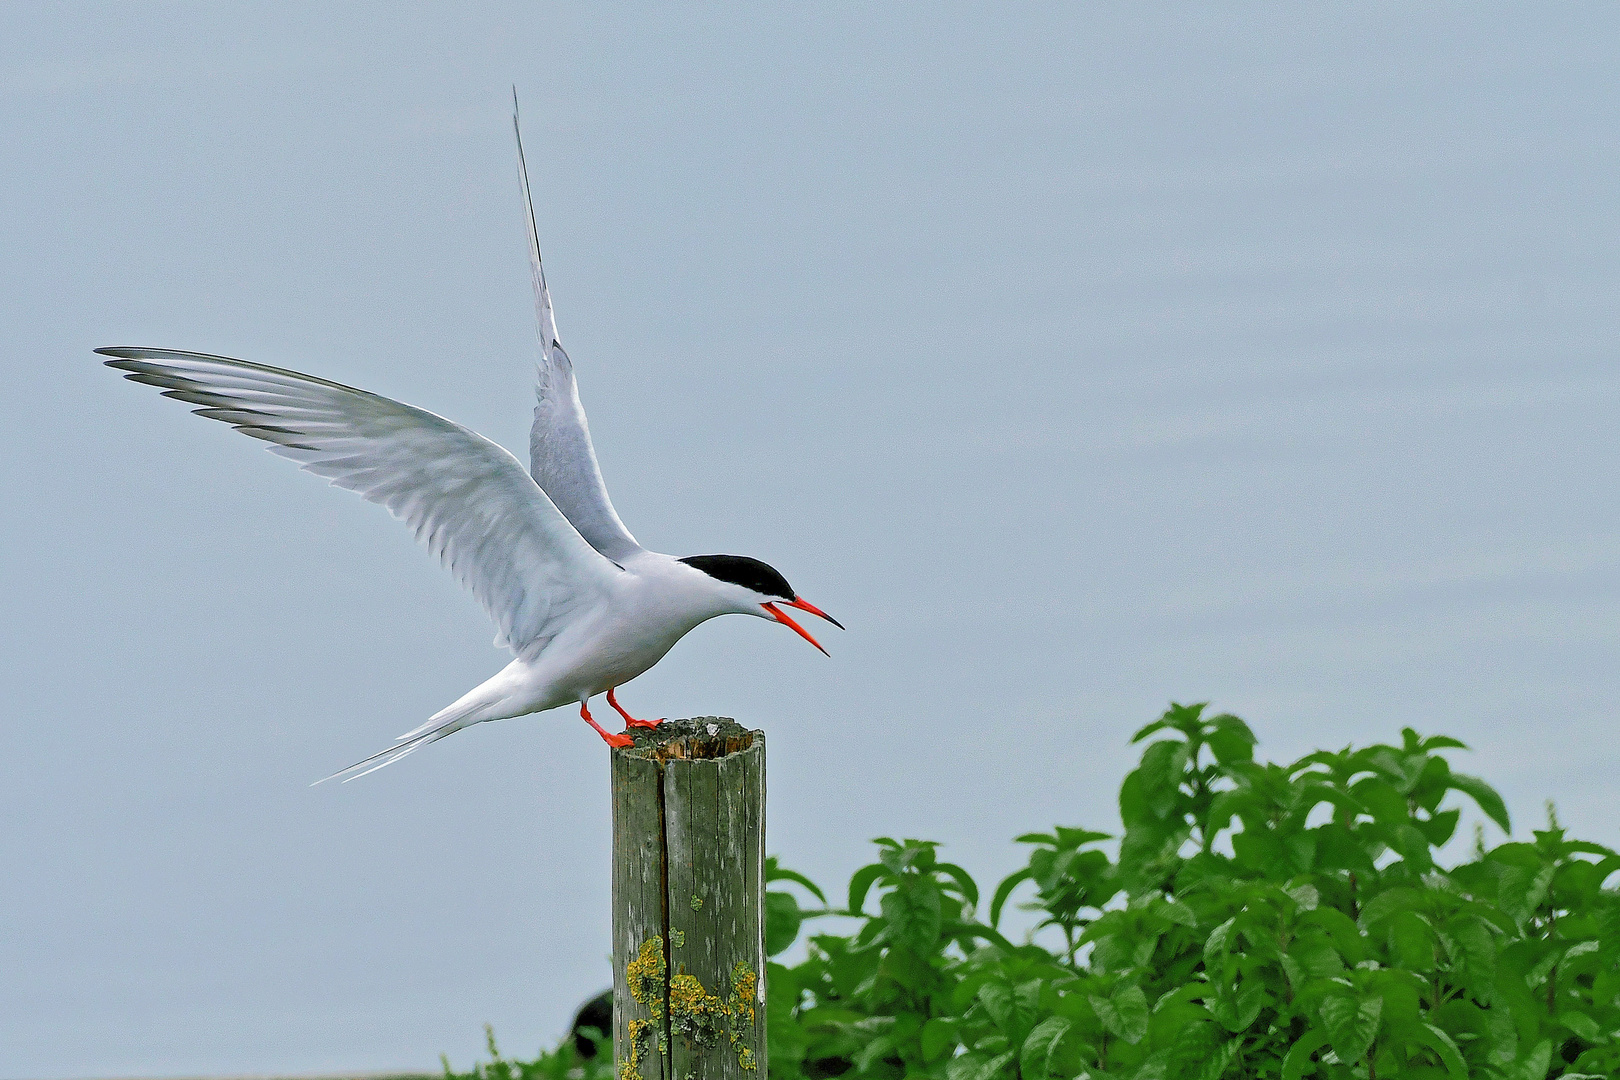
[98,98,840,782]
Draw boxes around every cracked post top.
[616,716,760,762]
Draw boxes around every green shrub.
[454,705,1620,1079]
[441,1022,613,1080]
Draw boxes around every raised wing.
[514,94,644,566]
[98,346,621,658]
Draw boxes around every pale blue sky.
[4,4,1619,1076]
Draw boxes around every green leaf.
[1114,984,1153,1042]
[978,982,1014,1029]
[921,1017,960,1063]
[882,883,943,951]
[1352,778,1408,826]
[942,919,1016,952]
[1155,896,1198,927]
[1563,938,1601,963]
[1196,1037,1244,1080]
[989,867,1032,928]
[1449,915,1496,994]
[1417,1023,1466,1080]
[1286,937,1345,980]
[1416,807,1461,847]
[1106,984,1150,1044]
[1119,769,1147,827]
[1506,1040,1552,1080]
[1302,907,1366,964]
[1231,829,1285,875]
[1130,715,1176,743]
[978,1050,1015,1080]
[1391,822,1435,870]
[765,862,828,904]
[1319,995,1380,1065]
[765,890,805,956]
[847,863,887,916]
[1202,790,1247,836]
[935,862,980,907]
[1019,1016,1073,1079]
[1285,883,1320,911]
[1139,740,1192,819]
[1448,773,1511,833]
[1204,916,1236,959]
[1388,909,1434,969]
[1482,994,1518,1065]
[853,1030,901,1074]
[1357,887,1417,929]
[1208,980,1267,1033]
[1280,1029,1329,1080]
[1498,862,1556,926]
[1557,1009,1601,1041]
[1205,714,1257,764]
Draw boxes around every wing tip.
[97,345,209,368]
[97,346,148,367]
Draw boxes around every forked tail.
[312,696,490,785]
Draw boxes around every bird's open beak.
[786,595,844,630]
[762,597,841,656]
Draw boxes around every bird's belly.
[543,611,695,701]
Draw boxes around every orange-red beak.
[762,596,842,655]
[785,595,844,630]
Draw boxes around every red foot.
[608,687,664,729]
[581,700,633,748]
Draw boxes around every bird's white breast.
[518,553,722,708]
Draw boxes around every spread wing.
[98,346,621,658]
[514,94,644,566]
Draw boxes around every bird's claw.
[602,731,634,748]
[624,717,665,729]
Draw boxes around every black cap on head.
[679,554,795,601]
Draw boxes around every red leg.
[608,687,663,729]
[581,699,633,748]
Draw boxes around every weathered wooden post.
[612,717,766,1080]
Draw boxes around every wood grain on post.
[611,717,766,1080]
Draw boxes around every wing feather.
[99,346,620,657]
[513,93,644,565]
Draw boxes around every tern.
[98,100,841,781]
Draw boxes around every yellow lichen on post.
[620,1018,654,1080]
[620,936,670,1080]
[668,970,727,1048]
[624,935,752,1065]
[728,961,760,1071]
[627,936,666,1015]
[653,962,759,1071]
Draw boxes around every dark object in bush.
[571,990,612,1059]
